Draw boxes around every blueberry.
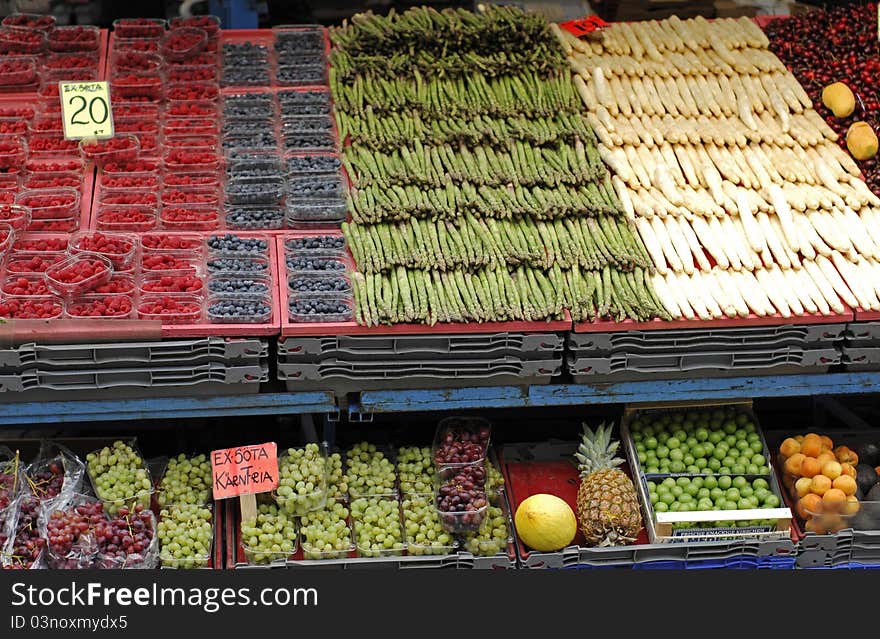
[209,296,271,321]
[289,276,349,293]
[286,174,343,198]
[288,296,352,320]
[225,176,285,204]
[286,154,340,174]
[208,278,269,295]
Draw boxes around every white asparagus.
[754,268,791,317]
[815,254,859,308]
[768,264,804,315]
[713,269,750,317]
[651,272,684,318]
[690,216,730,269]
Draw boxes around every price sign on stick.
[211,442,278,521]
[59,81,114,140]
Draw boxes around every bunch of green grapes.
[461,504,509,556]
[158,454,212,507]
[345,442,396,497]
[485,458,505,494]
[327,452,348,499]
[402,494,453,556]
[351,496,404,557]
[397,446,433,494]
[241,503,297,565]
[158,504,213,569]
[275,443,327,515]
[300,498,352,560]
[86,441,152,514]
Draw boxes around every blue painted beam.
[0,391,336,426]
[355,372,880,414]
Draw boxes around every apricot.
[834,446,858,465]
[819,435,834,450]
[841,463,856,479]
[800,457,821,479]
[801,436,822,458]
[822,82,856,118]
[795,477,813,498]
[832,474,857,496]
[816,452,835,468]
[779,437,801,458]
[811,474,832,496]
[822,460,842,480]
[798,493,822,519]
[823,488,847,504]
[847,121,878,161]
[805,517,826,534]
[795,435,805,443]
[784,453,806,476]
[844,495,860,516]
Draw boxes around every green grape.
[240,503,296,565]
[351,496,404,557]
[461,504,509,557]
[485,457,505,493]
[158,504,213,569]
[158,454,212,507]
[275,443,327,515]
[300,498,352,560]
[86,441,152,515]
[402,494,453,556]
[345,442,396,497]
[326,453,348,499]
[397,447,433,495]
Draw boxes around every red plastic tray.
[501,451,651,564]
[853,308,880,322]
[277,233,574,337]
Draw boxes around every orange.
[784,453,806,476]
[834,446,858,465]
[810,474,832,496]
[822,460,842,480]
[800,457,821,478]
[795,477,813,498]
[840,463,856,479]
[820,435,834,450]
[798,493,822,519]
[832,474,857,496]
[801,436,822,458]
[779,438,801,458]
[823,488,846,504]
[816,452,835,467]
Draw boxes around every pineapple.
[575,423,642,546]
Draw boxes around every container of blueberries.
[223,98,275,121]
[283,234,346,256]
[282,131,335,152]
[221,117,275,137]
[286,254,346,273]
[207,295,272,324]
[206,233,269,256]
[222,131,278,153]
[228,157,284,178]
[288,272,351,296]
[207,275,271,298]
[225,176,285,205]
[286,198,347,222]
[221,65,270,87]
[286,154,341,175]
[287,172,345,199]
[282,115,333,134]
[224,205,285,230]
[207,256,270,276]
[288,293,353,323]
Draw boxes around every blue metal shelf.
[0,391,336,426]
[352,372,880,414]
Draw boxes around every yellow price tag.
[59,81,114,141]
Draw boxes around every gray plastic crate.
[568,347,840,382]
[0,338,268,371]
[0,362,268,400]
[278,333,563,362]
[841,347,880,371]
[568,324,846,355]
[845,321,880,346]
[278,357,560,392]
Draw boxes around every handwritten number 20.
[68,95,108,126]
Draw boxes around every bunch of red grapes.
[46,500,105,568]
[94,505,156,568]
[764,2,880,193]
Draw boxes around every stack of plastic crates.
[0,337,268,400]
[566,323,845,382]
